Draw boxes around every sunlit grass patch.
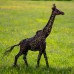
[0,1,48,10]
[36,18,47,23]
[0,6,22,10]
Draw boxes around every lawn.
[0,1,74,74]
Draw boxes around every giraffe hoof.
[36,65,39,68]
[13,64,18,67]
[47,65,49,68]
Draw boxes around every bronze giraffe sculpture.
[4,4,64,68]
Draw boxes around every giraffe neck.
[43,13,56,38]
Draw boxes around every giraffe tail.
[4,43,20,56]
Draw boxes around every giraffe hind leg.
[23,50,28,67]
[13,51,23,67]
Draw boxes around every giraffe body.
[4,4,64,68]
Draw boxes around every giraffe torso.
[20,30,46,51]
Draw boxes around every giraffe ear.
[52,4,56,10]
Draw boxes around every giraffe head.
[52,4,64,15]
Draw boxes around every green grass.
[0,1,74,74]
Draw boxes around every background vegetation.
[0,1,74,74]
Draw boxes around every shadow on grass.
[0,64,73,74]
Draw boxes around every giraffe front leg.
[43,51,49,68]
[36,51,42,68]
